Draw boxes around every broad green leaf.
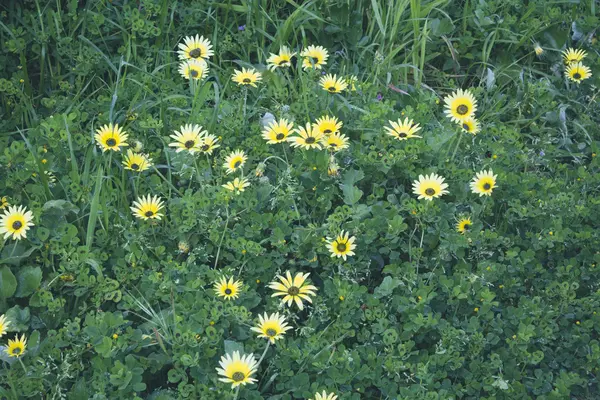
[15,266,42,297]
[0,266,17,298]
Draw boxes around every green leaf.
[0,243,39,266]
[224,340,244,355]
[342,169,365,186]
[374,276,401,298]
[5,305,30,331]
[0,266,17,298]
[342,185,363,205]
[42,199,80,217]
[15,266,42,297]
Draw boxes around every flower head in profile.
[319,74,347,94]
[326,230,356,261]
[0,314,10,338]
[222,178,251,194]
[214,276,243,300]
[130,195,165,220]
[346,75,358,91]
[266,46,296,71]
[456,217,472,234]
[5,334,27,358]
[328,156,340,177]
[178,59,209,81]
[169,124,207,154]
[177,35,214,60]
[562,48,587,65]
[216,351,258,388]
[262,119,294,144]
[289,123,324,150]
[470,169,497,197]
[300,45,329,70]
[223,150,248,174]
[565,62,592,83]
[199,134,220,155]
[0,205,34,240]
[269,271,318,310]
[123,149,152,172]
[232,68,262,87]
[412,173,449,201]
[443,89,478,123]
[384,118,422,140]
[461,118,480,135]
[95,123,129,152]
[313,116,342,136]
[533,43,544,57]
[250,312,292,343]
[311,391,338,400]
[322,132,349,152]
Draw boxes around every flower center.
[233,160,242,168]
[184,140,196,149]
[336,242,347,252]
[189,48,201,58]
[276,133,285,140]
[462,123,470,131]
[425,188,436,196]
[287,286,300,296]
[399,132,407,138]
[573,72,581,79]
[463,223,471,230]
[305,137,316,144]
[278,59,288,66]
[483,183,491,190]
[190,69,199,78]
[232,372,245,382]
[225,288,232,295]
[201,144,210,151]
[12,221,23,230]
[328,86,337,92]
[243,78,251,83]
[106,138,117,147]
[144,211,154,217]
[266,328,277,337]
[12,347,21,355]
[324,129,332,134]
[456,104,469,115]
[131,163,139,170]
[311,57,319,64]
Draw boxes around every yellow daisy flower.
[470,169,497,197]
[328,156,340,177]
[443,89,478,123]
[250,312,292,343]
[456,217,472,234]
[0,205,34,240]
[0,314,10,337]
[319,73,348,94]
[213,276,243,300]
[232,68,262,87]
[461,118,481,135]
[169,124,207,154]
[322,132,350,152]
[562,48,587,65]
[384,118,422,140]
[346,75,358,91]
[178,59,209,81]
[222,177,251,194]
[565,62,592,83]
[216,351,259,388]
[199,134,220,155]
[269,271,318,310]
[223,150,248,174]
[262,118,294,144]
[533,43,544,57]
[300,45,329,70]
[412,173,449,201]
[266,46,296,71]
[122,149,152,172]
[94,123,129,152]
[311,391,338,400]
[289,123,324,150]
[313,116,342,136]
[1,196,9,209]
[326,230,356,261]
[5,334,27,358]
[130,195,165,220]
[177,34,214,60]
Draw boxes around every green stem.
[257,341,271,365]
[232,386,240,400]
[213,207,230,269]
[451,131,464,161]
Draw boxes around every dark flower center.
[311,57,319,64]
[305,137,316,144]
[276,133,285,140]
[131,163,139,170]
[278,59,288,65]
[483,183,491,190]
[266,328,277,337]
[573,73,581,79]
[462,123,470,131]
[201,144,210,151]
[425,188,436,196]
[106,138,117,147]
[190,69,199,78]
[225,288,232,295]
[328,86,337,92]
[189,48,201,58]
[337,242,347,252]
[463,223,471,230]
[144,211,154,217]
[287,286,300,296]
[324,129,332,134]
[184,140,195,149]
[12,347,21,355]
[12,221,23,230]
[399,132,407,138]
[243,78,251,83]
[457,104,469,115]
[233,160,242,168]
[232,372,245,382]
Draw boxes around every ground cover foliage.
[0,0,600,399]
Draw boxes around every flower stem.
[451,131,463,161]
[232,386,240,400]
[257,341,271,366]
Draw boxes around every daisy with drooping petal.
[0,314,10,337]
[169,124,207,154]
[232,68,262,87]
[250,312,292,343]
[5,334,27,358]
[216,351,259,388]
[533,43,544,57]
[562,48,587,65]
[456,217,472,234]
[130,195,165,220]
[178,59,209,81]
[328,156,340,177]
[311,391,338,400]
[223,150,248,174]
[199,134,220,155]
[177,35,214,60]
[322,132,349,152]
[95,123,129,152]
[470,169,497,197]
[565,62,592,83]
[346,75,358,91]
[412,173,449,201]
[320,74,348,94]
[123,149,152,172]
[214,276,243,300]
[262,119,294,144]
[289,123,324,150]
[313,116,342,136]
[384,118,422,140]
[222,178,251,194]
[266,46,296,71]
[0,205,34,240]
[269,271,318,310]
[300,45,329,70]
[461,118,481,135]
[326,230,356,261]
[443,89,478,123]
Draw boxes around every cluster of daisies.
[562,48,592,84]
[0,314,27,359]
